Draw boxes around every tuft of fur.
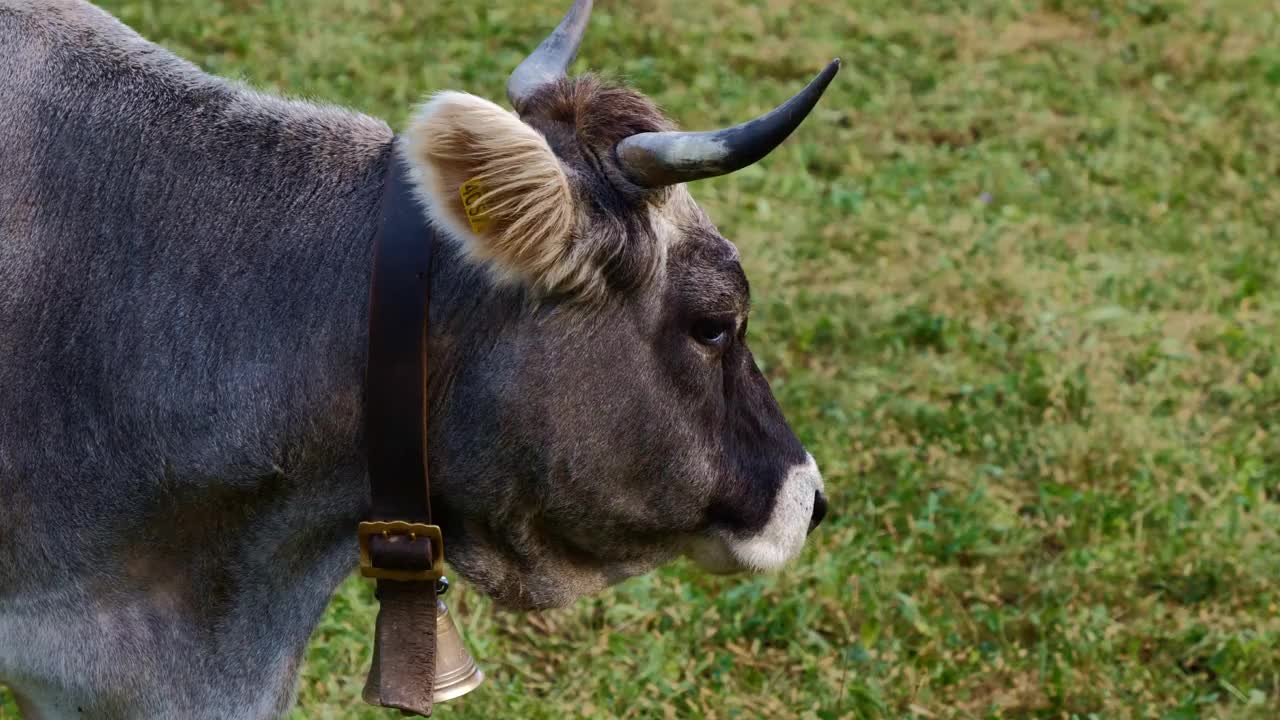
[522,74,675,156]
[516,76,678,300]
[403,91,580,296]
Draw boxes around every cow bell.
[360,578,484,713]
[431,593,485,703]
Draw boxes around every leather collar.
[358,141,442,717]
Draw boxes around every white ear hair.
[402,91,577,292]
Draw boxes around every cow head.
[402,0,836,609]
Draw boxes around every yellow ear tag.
[459,179,491,234]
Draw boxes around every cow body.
[0,1,834,717]
[0,1,394,716]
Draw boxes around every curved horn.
[615,59,841,187]
[506,0,593,110]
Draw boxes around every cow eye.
[691,317,734,348]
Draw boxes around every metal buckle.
[357,521,444,582]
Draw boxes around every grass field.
[4,0,1280,717]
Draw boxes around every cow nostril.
[808,490,828,534]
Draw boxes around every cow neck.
[358,139,442,718]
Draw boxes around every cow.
[0,0,838,717]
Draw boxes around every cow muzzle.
[687,454,826,574]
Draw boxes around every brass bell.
[361,576,484,713]
[432,592,485,702]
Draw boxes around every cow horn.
[614,59,841,188]
[506,0,593,110]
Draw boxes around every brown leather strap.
[363,581,438,716]
[361,141,439,717]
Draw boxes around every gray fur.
[0,1,825,718]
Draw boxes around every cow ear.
[403,91,576,290]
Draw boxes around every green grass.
[5,0,1280,717]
